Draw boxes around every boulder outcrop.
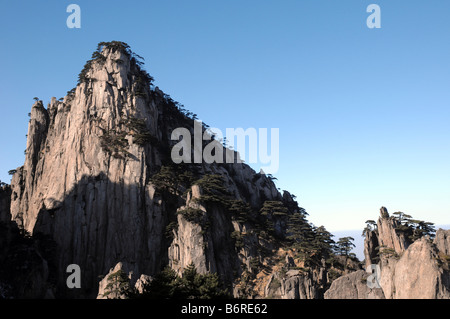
[324,270,384,299]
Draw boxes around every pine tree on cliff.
[137,264,229,299]
[311,225,335,258]
[335,236,356,258]
[287,209,316,260]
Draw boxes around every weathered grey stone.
[434,229,450,256]
[263,270,319,299]
[168,212,208,275]
[282,272,318,299]
[376,207,409,255]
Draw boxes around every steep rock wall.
[7,44,286,298]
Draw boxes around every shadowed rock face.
[363,227,379,270]
[0,184,11,223]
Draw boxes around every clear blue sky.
[1,1,449,231]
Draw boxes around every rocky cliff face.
[363,207,409,269]
[5,42,449,299]
[325,207,450,299]
[6,42,327,298]
[9,44,168,297]
[376,207,410,255]
[434,229,450,256]
[380,236,450,299]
